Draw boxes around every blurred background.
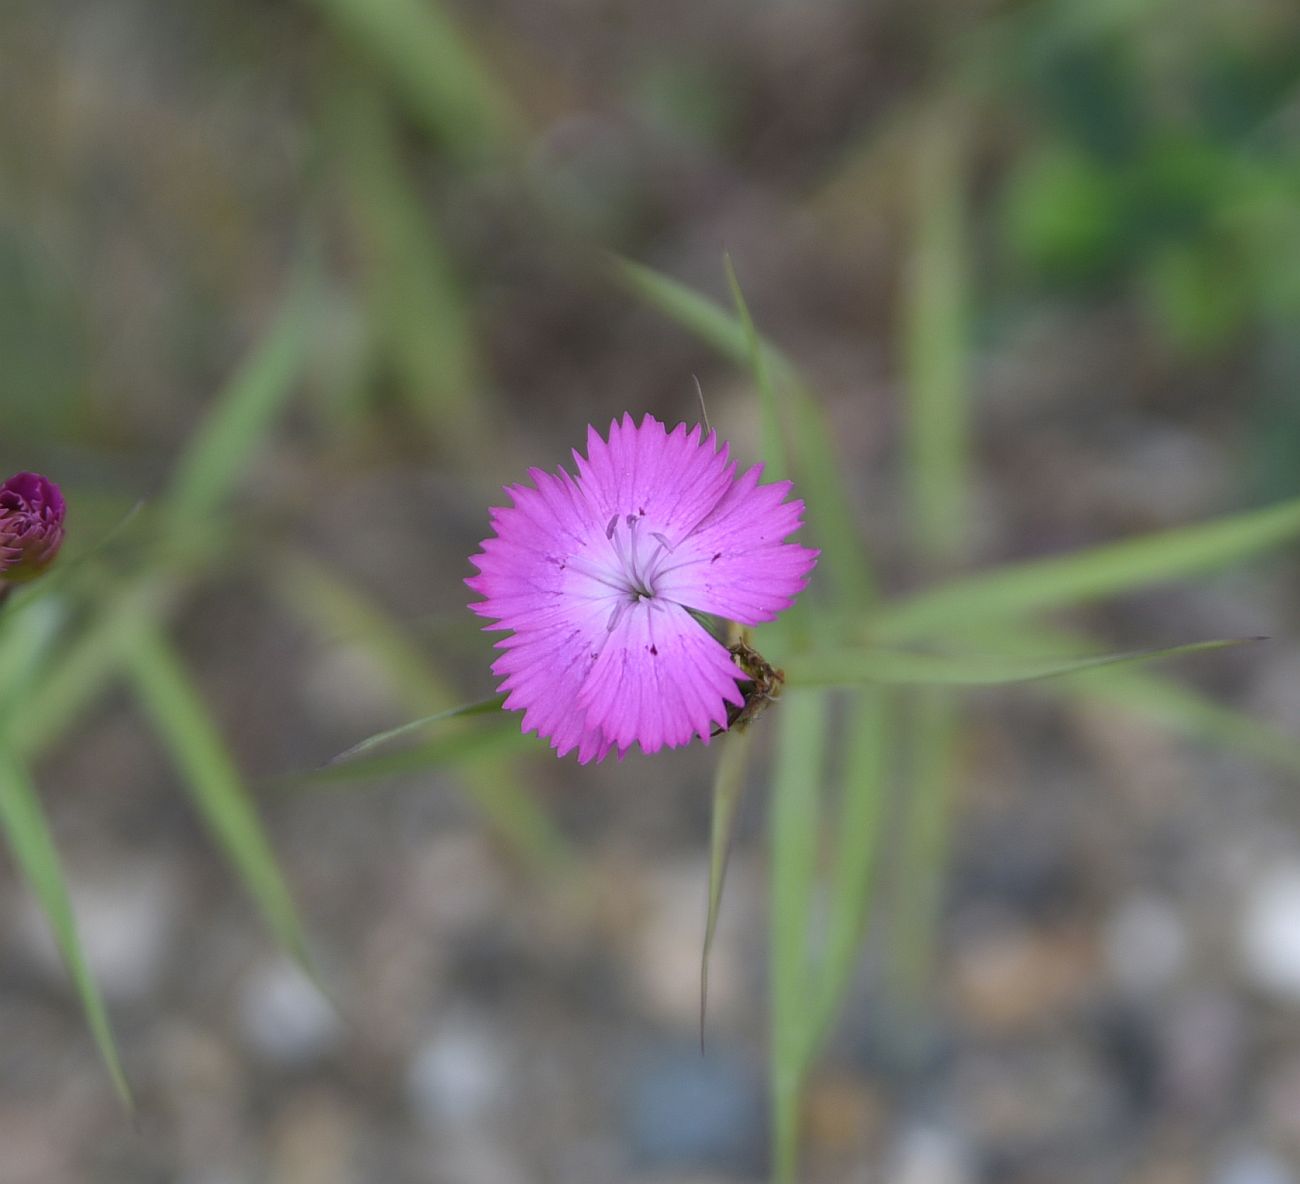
[2,0,1300,1181]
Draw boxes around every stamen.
[625,515,644,588]
[605,514,618,540]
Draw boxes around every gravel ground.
[3,2,1299,1182]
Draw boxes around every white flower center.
[603,511,674,601]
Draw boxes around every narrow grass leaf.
[167,285,313,531]
[971,625,1300,777]
[769,689,829,1184]
[0,596,66,727]
[12,578,175,764]
[903,106,969,566]
[283,723,533,789]
[805,687,890,1059]
[272,554,570,871]
[302,0,520,156]
[334,82,487,451]
[1060,667,1300,775]
[724,253,787,481]
[787,396,876,614]
[872,496,1300,643]
[890,690,959,1010]
[327,697,507,766]
[124,627,310,966]
[0,751,131,1106]
[2,500,145,619]
[784,637,1258,688]
[611,254,874,608]
[700,725,754,1048]
[612,254,798,386]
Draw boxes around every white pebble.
[237,957,341,1066]
[888,1124,974,1184]
[15,862,179,1005]
[407,1012,511,1129]
[1240,867,1300,1001]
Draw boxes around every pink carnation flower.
[467,413,819,763]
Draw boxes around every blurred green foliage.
[1,1,1298,1180]
[998,0,1300,352]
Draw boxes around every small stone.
[887,1124,974,1184]
[237,957,341,1067]
[267,1089,356,1184]
[623,1045,765,1174]
[1160,992,1243,1118]
[1240,866,1300,1001]
[407,1011,511,1130]
[14,860,179,1005]
[949,910,1095,1033]
[803,1070,884,1158]
[431,1137,530,1184]
[1104,894,1188,996]
[1214,1147,1296,1184]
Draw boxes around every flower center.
[604,511,673,601]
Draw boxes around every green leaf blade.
[167,285,314,531]
[271,555,571,871]
[724,254,787,482]
[0,752,132,1107]
[334,84,488,451]
[700,726,754,1047]
[327,697,508,766]
[611,254,874,609]
[973,624,1300,778]
[784,637,1260,688]
[124,628,310,966]
[890,690,960,1009]
[302,0,521,156]
[903,107,971,566]
[873,496,1300,643]
[806,687,891,1058]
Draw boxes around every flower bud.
[0,472,66,583]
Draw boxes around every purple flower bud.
[0,472,66,583]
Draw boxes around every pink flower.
[0,472,65,584]
[467,414,818,763]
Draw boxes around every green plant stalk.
[804,687,891,1060]
[769,690,829,1184]
[701,725,755,1045]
